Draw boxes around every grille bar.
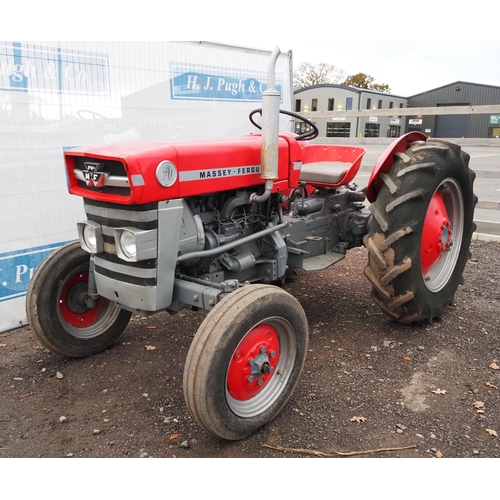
[74,169,130,188]
[84,203,158,223]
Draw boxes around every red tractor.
[27,48,476,440]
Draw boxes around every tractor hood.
[64,135,294,205]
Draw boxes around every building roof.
[295,81,500,100]
[293,83,406,99]
[408,81,500,98]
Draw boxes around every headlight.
[120,231,137,260]
[114,227,157,262]
[84,225,97,250]
[77,221,103,254]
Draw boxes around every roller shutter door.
[435,103,469,138]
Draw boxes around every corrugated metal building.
[407,82,500,138]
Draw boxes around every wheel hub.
[59,271,103,329]
[227,324,280,401]
[421,190,452,274]
[65,282,90,314]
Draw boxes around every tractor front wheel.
[364,139,477,323]
[183,284,308,440]
[26,242,132,357]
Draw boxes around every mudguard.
[365,132,428,203]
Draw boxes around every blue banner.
[0,241,73,303]
[0,42,110,95]
[170,62,283,102]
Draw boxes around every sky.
[282,41,500,97]
[214,40,500,97]
[9,2,499,99]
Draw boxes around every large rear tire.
[364,139,477,323]
[183,284,308,440]
[26,242,132,357]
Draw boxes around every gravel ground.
[1,239,499,463]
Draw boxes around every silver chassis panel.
[95,272,159,312]
[94,198,185,312]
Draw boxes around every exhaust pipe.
[250,45,281,204]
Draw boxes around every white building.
[293,84,408,138]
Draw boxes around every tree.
[293,62,346,89]
[342,73,391,93]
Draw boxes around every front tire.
[26,242,132,357]
[183,284,308,440]
[364,139,477,323]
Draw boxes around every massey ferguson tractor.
[27,47,476,440]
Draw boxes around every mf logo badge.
[82,162,106,187]
[156,160,177,187]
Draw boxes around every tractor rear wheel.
[26,242,132,357]
[363,139,477,323]
[183,284,308,440]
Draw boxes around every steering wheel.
[249,108,319,141]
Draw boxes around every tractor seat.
[299,161,351,186]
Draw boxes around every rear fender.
[365,132,427,203]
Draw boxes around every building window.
[387,125,400,138]
[327,122,351,137]
[295,99,301,112]
[389,101,394,109]
[399,103,404,108]
[364,123,380,138]
[328,98,334,111]
[311,99,317,111]
[346,97,353,110]
[366,98,371,110]
[378,100,382,109]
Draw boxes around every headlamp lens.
[83,224,97,252]
[120,231,137,259]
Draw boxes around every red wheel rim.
[59,270,108,328]
[421,191,451,275]
[227,324,280,401]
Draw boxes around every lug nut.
[247,376,254,383]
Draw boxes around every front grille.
[84,199,159,286]
[73,156,131,196]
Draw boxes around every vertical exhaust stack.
[261,45,281,180]
[250,46,281,204]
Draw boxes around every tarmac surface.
[354,142,500,238]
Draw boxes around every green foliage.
[343,72,391,93]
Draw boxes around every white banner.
[0,41,293,332]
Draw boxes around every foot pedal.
[302,252,345,271]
